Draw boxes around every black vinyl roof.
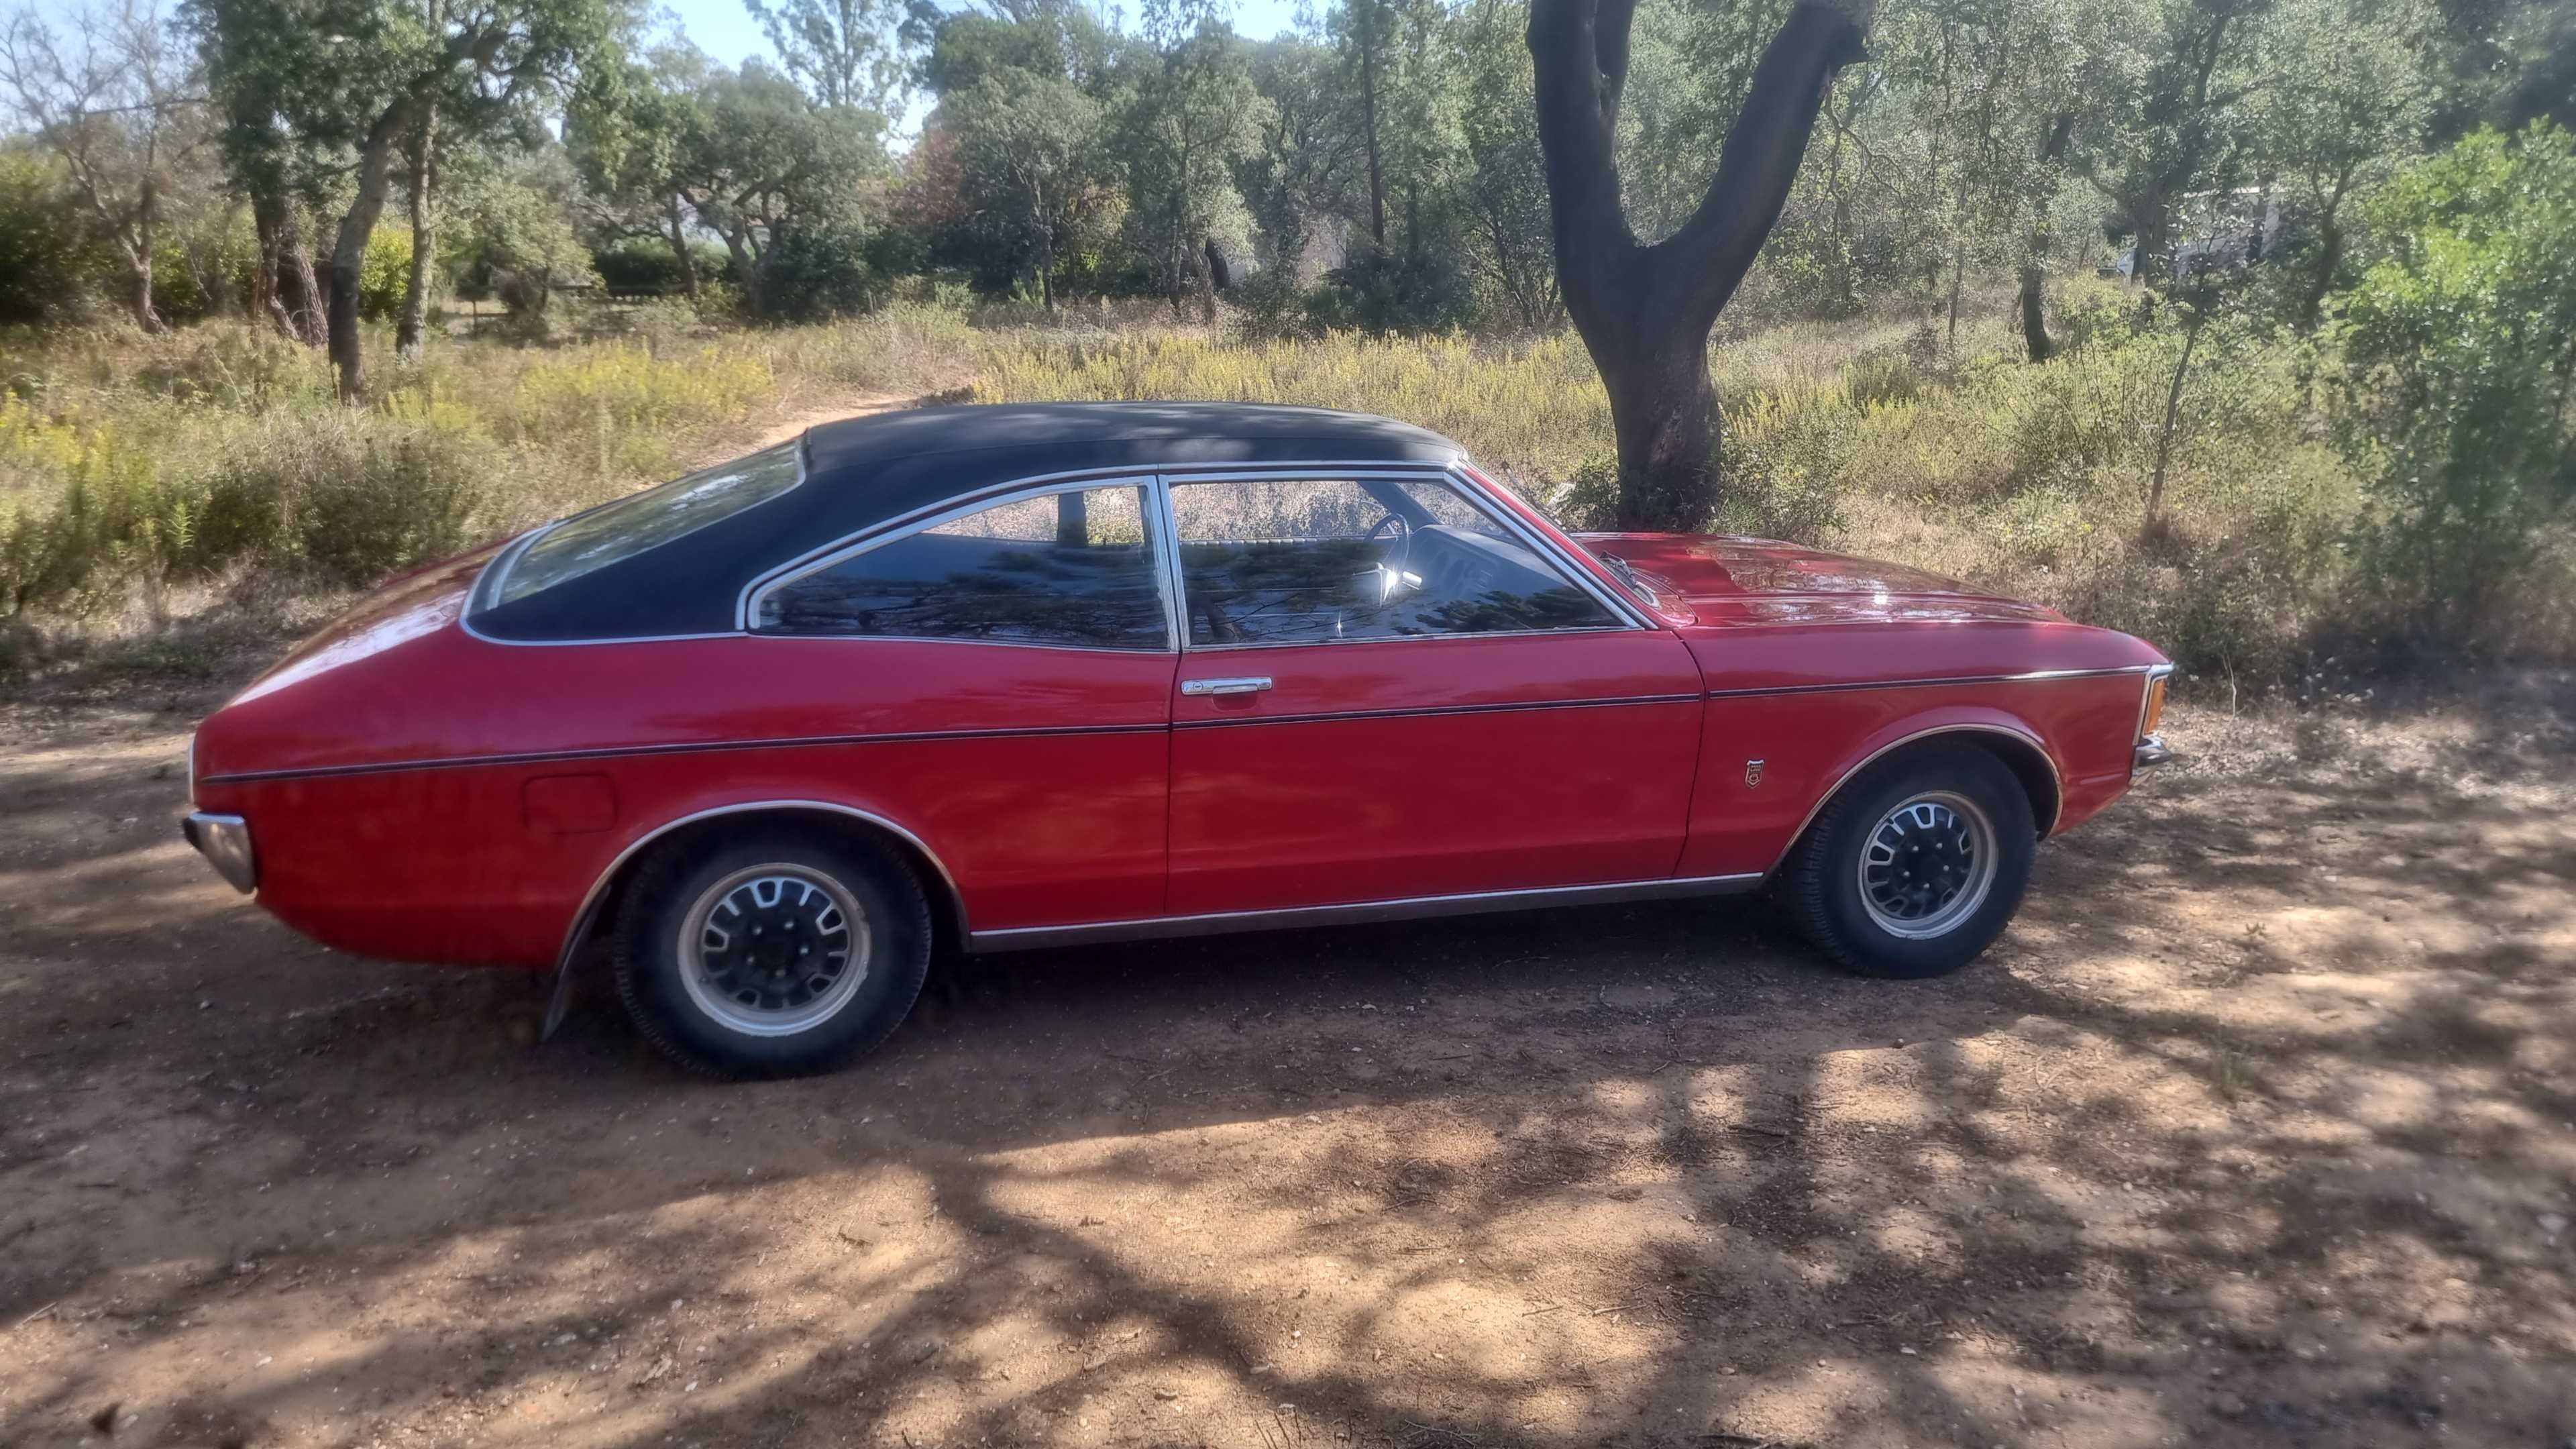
[469,403,1464,643]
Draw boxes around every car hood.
[1572,532,2065,628]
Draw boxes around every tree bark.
[328,102,414,401]
[2295,199,2343,334]
[2146,301,2206,534]
[253,190,327,345]
[129,173,163,333]
[1036,174,1055,314]
[2018,263,2053,362]
[1359,5,1386,251]
[396,100,439,363]
[282,226,326,344]
[666,193,699,299]
[1529,0,1871,529]
[2020,111,2072,362]
[2127,186,2169,287]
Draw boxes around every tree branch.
[1527,0,1641,303]
[1658,0,1872,323]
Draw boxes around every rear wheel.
[1778,742,2036,979]
[612,829,931,1078]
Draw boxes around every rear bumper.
[182,812,258,894]
[2134,735,2174,768]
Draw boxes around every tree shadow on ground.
[3,695,2573,1447]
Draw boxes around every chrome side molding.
[965,872,1765,953]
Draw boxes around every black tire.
[1778,741,2036,979]
[612,828,932,1079]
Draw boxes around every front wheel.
[612,829,931,1078]
[1777,742,2037,979]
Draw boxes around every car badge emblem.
[1744,759,1765,788]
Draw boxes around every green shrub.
[283,423,492,582]
[0,148,109,325]
[2328,123,2576,646]
[358,226,413,322]
[1713,385,1852,544]
[0,402,498,614]
[752,215,892,323]
[1307,249,1478,337]
[592,237,732,297]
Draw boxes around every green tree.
[1527,0,1874,528]
[744,0,912,113]
[1878,0,2084,348]
[1238,34,1363,286]
[674,60,887,314]
[0,143,107,322]
[1451,0,1557,329]
[2329,123,2576,640]
[2258,0,2433,330]
[568,41,716,297]
[947,68,1112,311]
[443,141,596,314]
[183,0,636,397]
[1,0,209,331]
[918,2,1115,97]
[1118,0,1265,319]
[2064,0,2269,288]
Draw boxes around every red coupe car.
[184,404,2172,1077]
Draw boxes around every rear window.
[482,443,804,610]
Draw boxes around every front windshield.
[483,443,804,610]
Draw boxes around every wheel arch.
[557,801,969,979]
[1769,722,2062,877]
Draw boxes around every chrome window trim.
[1173,624,1642,655]
[459,621,745,648]
[469,525,547,618]
[967,871,1765,953]
[741,472,1178,653]
[740,632,1179,657]
[1452,462,1662,629]
[1151,463,1654,651]
[470,441,810,641]
[555,799,970,978]
[732,461,1361,629]
[1766,722,2065,871]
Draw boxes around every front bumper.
[2134,734,2174,768]
[183,812,258,894]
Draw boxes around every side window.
[757,484,1169,649]
[1168,476,1617,646]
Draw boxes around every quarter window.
[1167,476,1617,646]
[488,443,803,610]
[757,484,1169,649]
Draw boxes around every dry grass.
[5,284,2564,685]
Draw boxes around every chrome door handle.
[1180,676,1273,696]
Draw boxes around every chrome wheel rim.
[1856,791,1998,940]
[677,865,871,1037]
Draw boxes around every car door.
[1160,468,1705,916]
[745,477,1177,930]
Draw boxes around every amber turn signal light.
[2140,676,2167,738]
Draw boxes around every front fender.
[1674,674,2145,879]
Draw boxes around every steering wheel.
[1364,512,1415,603]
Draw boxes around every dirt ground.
[2,657,2573,1449]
